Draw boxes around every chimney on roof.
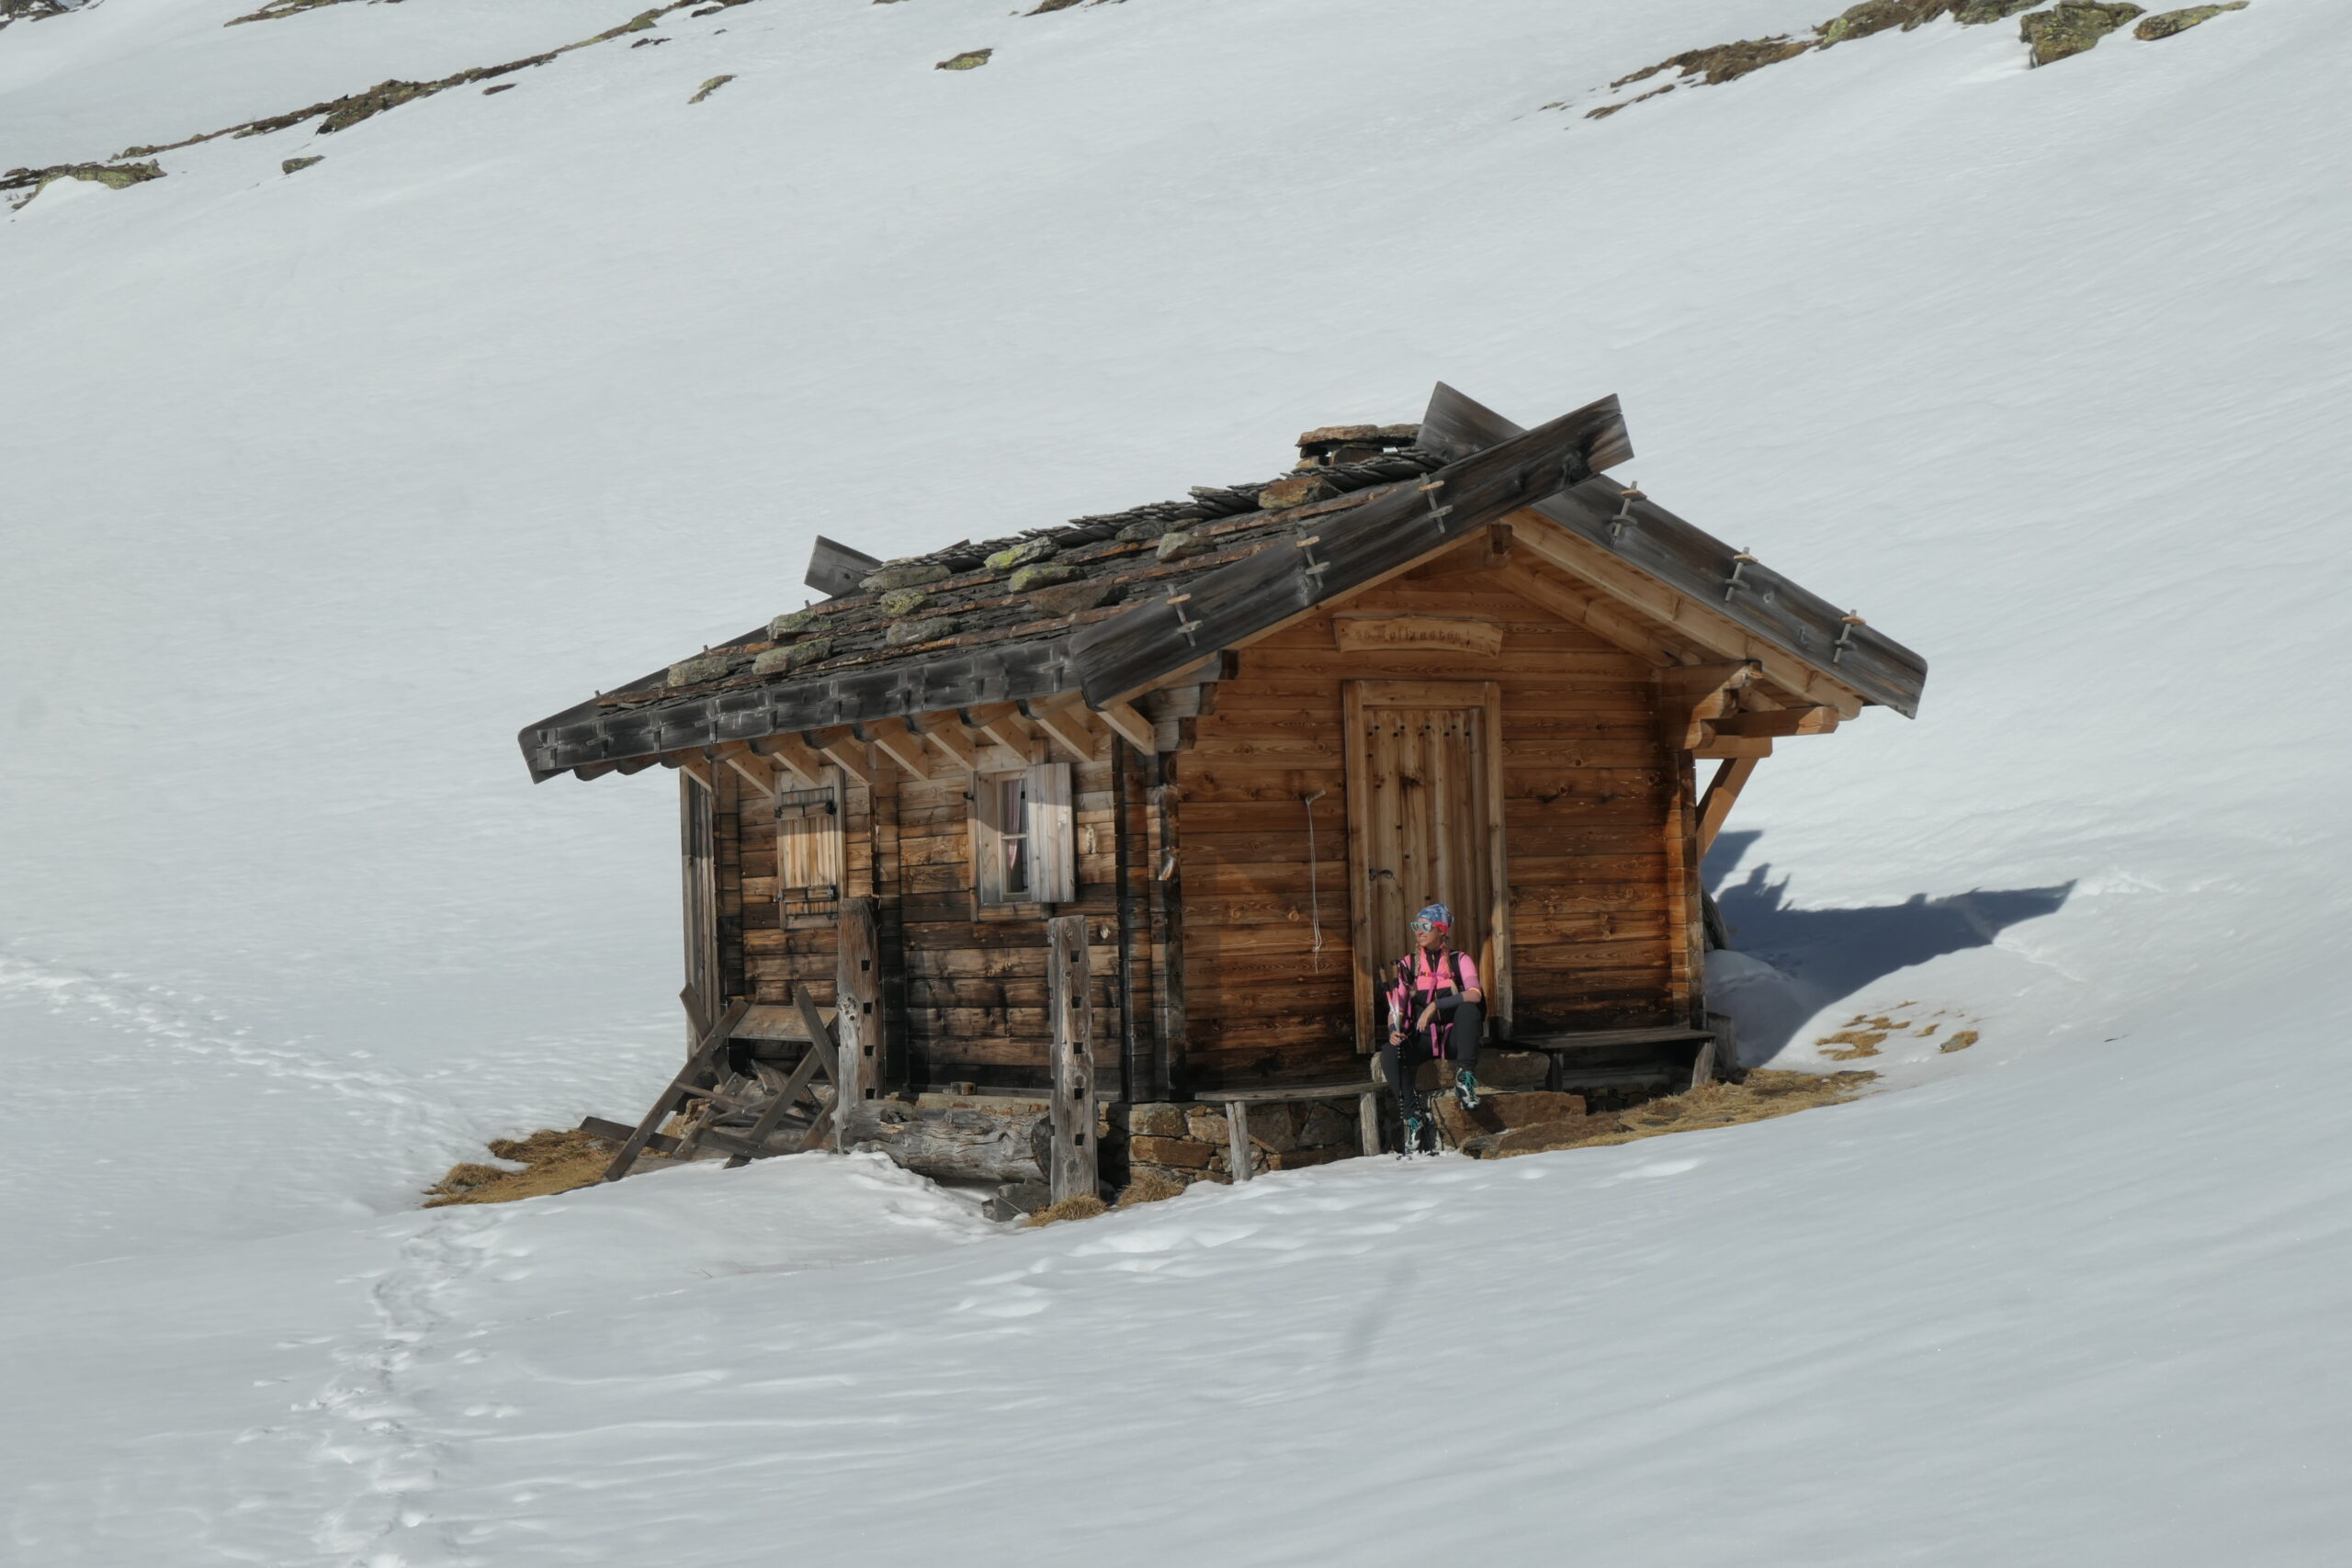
[1294,423,1422,468]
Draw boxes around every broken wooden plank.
[603,997,751,1180]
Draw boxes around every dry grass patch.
[1115,1171,1186,1208]
[1464,1069,1879,1159]
[1939,1030,1982,1054]
[424,1129,616,1207]
[1026,1193,1108,1226]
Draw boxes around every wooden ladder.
[601,987,842,1181]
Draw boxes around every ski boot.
[1397,1111,1428,1158]
[1453,1066,1481,1111]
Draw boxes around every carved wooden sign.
[1330,613,1504,658]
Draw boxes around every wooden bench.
[1213,1079,1385,1181]
[1502,1027,1721,1093]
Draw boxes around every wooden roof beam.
[658,750,716,790]
[862,721,933,781]
[1659,661,1759,750]
[908,711,980,773]
[1506,509,1868,719]
[808,728,875,787]
[711,741,781,796]
[965,703,1034,754]
[1026,698,1100,763]
[1715,705,1839,739]
[1491,565,1689,667]
[1092,697,1157,753]
[750,733,828,789]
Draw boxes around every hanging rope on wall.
[1302,790,1329,971]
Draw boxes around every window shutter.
[775,769,842,904]
[1024,761,1075,905]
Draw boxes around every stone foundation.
[1102,1049,1571,1186]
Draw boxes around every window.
[775,771,843,913]
[975,761,1075,906]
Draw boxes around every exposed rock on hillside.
[2022,0,2146,65]
[2135,1,2246,39]
[2,159,163,211]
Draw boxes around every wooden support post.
[1225,1100,1252,1183]
[833,897,881,1147]
[1148,754,1186,1100]
[1696,756,1762,860]
[1094,698,1157,753]
[1046,914,1097,1204]
[1358,1089,1383,1156]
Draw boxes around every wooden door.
[1343,681,1510,1051]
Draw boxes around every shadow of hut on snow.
[1701,830,2073,1063]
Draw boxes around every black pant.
[1381,999,1483,1134]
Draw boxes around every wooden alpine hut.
[517,384,1928,1210]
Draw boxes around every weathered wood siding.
[1180,569,1691,1092]
[718,743,1140,1094]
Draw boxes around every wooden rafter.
[1657,661,1759,750]
[1506,511,1868,718]
[910,712,979,772]
[864,722,933,781]
[1493,563,1690,667]
[808,727,874,786]
[1093,697,1157,753]
[965,702,1035,754]
[1027,699,1099,763]
[751,732,828,789]
[712,741,780,796]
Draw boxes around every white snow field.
[4,0,2347,1561]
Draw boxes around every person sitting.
[1382,902,1484,1156]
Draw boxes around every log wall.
[719,743,1146,1094]
[1179,567,1691,1092]
[701,564,1694,1099]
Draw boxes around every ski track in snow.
[0,949,434,1111]
[299,1209,493,1567]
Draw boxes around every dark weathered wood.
[604,997,751,1180]
[722,1027,836,1168]
[1226,1100,1253,1182]
[1046,914,1097,1203]
[836,1100,1048,1182]
[1149,755,1188,1099]
[1070,391,1629,706]
[807,535,882,600]
[832,897,881,1148]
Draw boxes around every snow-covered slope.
[5,0,2347,1560]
